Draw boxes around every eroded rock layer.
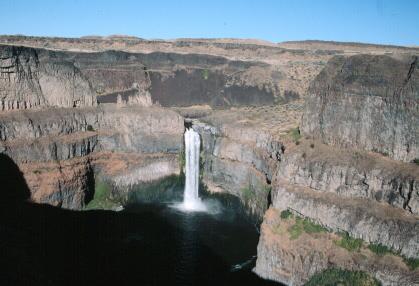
[255,54,419,285]
[0,105,184,208]
[301,54,419,162]
[0,45,96,111]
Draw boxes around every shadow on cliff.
[0,153,31,204]
[0,154,279,286]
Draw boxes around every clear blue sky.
[1,0,418,46]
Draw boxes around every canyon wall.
[0,45,97,111]
[255,54,419,285]
[301,54,418,162]
[1,44,279,110]
[1,36,418,285]
[193,119,283,218]
[0,105,184,208]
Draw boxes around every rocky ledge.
[255,54,419,285]
[301,54,418,162]
[0,105,184,208]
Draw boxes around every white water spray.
[182,128,206,211]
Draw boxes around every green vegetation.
[287,216,327,240]
[179,149,185,171]
[368,243,392,256]
[199,151,205,178]
[127,175,184,203]
[367,243,418,270]
[335,232,363,252]
[280,209,293,219]
[288,219,304,240]
[303,219,328,234]
[403,257,419,270]
[241,184,253,203]
[305,268,380,286]
[201,69,209,80]
[85,180,120,210]
[289,127,302,142]
[86,124,95,132]
[412,158,419,165]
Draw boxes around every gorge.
[0,35,418,286]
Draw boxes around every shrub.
[403,257,419,270]
[305,268,380,286]
[289,127,301,142]
[85,180,118,210]
[412,158,419,165]
[302,219,327,234]
[310,143,315,148]
[368,243,391,256]
[285,214,328,240]
[86,124,94,132]
[335,232,363,252]
[368,243,419,270]
[241,185,253,203]
[288,218,303,240]
[280,209,293,219]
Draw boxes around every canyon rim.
[0,32,418,286]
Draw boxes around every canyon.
[0,35,418,285]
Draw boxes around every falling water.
[182,128,206,211]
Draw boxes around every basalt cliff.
[0,35,418,285]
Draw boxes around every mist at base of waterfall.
[171,198,222,214]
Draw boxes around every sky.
[1,0,418,46]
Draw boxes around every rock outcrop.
[255,54,419,285]
[0,105,184,208]
[192,109,287,218]
[301,54,419,162]
[1,36,418,285]
[255,208,418,286]
[0,45,97,111]
[277,141,419,215]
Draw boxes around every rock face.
[0,45,97,111]
[1,44,278,110]
[0,105,184,209]
[255,208,418,286]
[255,54,419,285]
[193,118,284,218]
[277,142,419,215]
[301,54,419,162]
[255,143,419,285]
[1,37,418,285]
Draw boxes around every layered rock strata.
[0,45,96,111]
[192,117,285,218]
[255,54,419,285]
[0,105,184,208]
[301,54,418,162]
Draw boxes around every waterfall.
[182,128,206,211]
